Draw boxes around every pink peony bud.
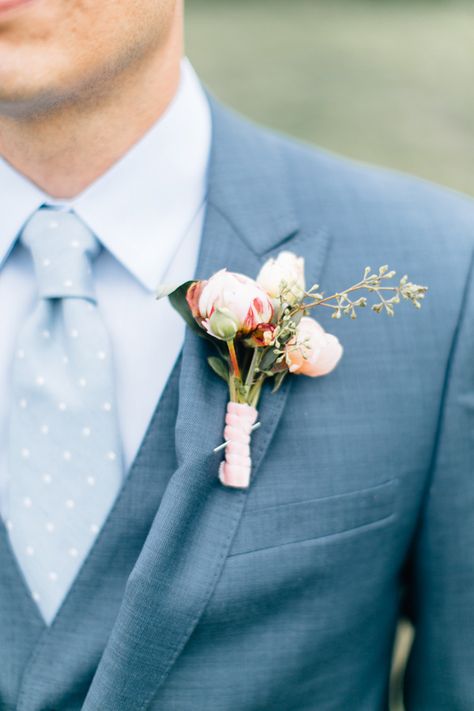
[187,269,274,341]
[285,316,343,377]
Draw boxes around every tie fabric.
[6,207,123,624]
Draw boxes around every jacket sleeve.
[404,252,474,710]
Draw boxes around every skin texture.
[0,0,183,197]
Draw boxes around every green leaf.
[272,370,288,394]
[155,283,182,300]
[167,281,227,357]
[207,356,230,383]
[167,281,203,336]
[259,347,280,372]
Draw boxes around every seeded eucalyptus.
[302,265,428,321]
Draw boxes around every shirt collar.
[0,58,211,292]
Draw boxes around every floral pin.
[158,253,427,489]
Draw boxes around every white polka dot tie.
[7,206,123,624]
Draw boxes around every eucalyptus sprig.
[301,265,428,320]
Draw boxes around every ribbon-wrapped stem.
[218,402,258,489]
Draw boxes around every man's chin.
[0,45,74,119]
[0,79,63,120]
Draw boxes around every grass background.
[185,2,472,708]
[186,0,474,197]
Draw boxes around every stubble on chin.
[0,0,179,121]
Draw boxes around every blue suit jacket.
[73,98,473,709]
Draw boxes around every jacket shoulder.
[221,105,474,254]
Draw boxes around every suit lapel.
[83,98,330,711]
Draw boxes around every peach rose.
[285,317,343,377]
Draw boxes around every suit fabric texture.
[1,95,474,711]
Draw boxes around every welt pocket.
[230,478,398,556]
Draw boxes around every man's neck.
[0,41,181,199]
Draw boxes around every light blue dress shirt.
[0,58,211,528]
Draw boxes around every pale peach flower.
[285,316,343,377]
[187,270,273,341]
[257,251,305,306]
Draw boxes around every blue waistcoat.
[1,94,474,711]
[0,365,180,710]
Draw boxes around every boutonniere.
[158,253,427,489]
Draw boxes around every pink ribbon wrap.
[218,402,258,489]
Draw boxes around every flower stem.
[248,375,265,408]
[227,340,241,380]
[229,376,238,403]
[245,348,261,388]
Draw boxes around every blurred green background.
[185,2,472,708]
[186,0,474,197]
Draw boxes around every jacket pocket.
[230,478,397,556]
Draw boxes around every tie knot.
[21,207,100,301]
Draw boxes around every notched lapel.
[83,99,330,711]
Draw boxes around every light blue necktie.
[7,206,123,624]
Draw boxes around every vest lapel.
[83,98,330,711]
[0,523,45,709]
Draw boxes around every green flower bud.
[208,308,239,341]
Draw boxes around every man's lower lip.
[0,0,35,12]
